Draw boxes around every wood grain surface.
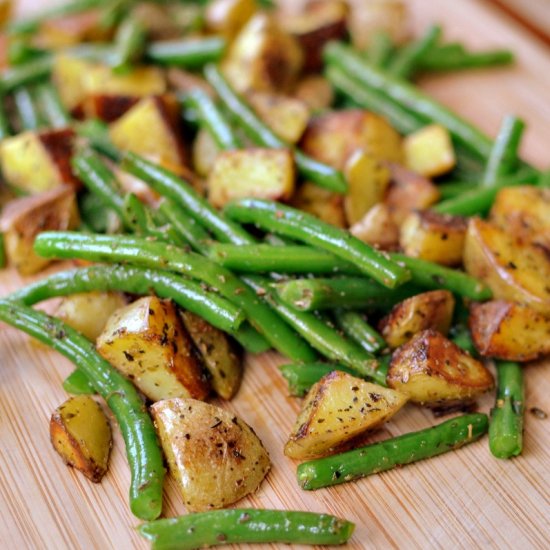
[1,1,550,549]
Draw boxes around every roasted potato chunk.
[490,186,550,250]
[181,311,243,400]
[205,0,257,39]
[84,64,166,97]
[379,290,455,349]
[0,128,78,194]
[208,148,294,208]
[222,13,303,93]
[151,398,270,512]
[97,296,210,402]
[0,186,79,275]
[344,150,391,225]
[290,182,346,228]
[284,371,407,459]
[292,75,334,112]
[403,124,456,178]
[388,329,494,407]
[109,95,188,168]
[469,300,550,361]
[52,54,96,112]
[38,10,108,49]
[301,109,403,170]
[464,218,550,314]
[83,94,138,122]
[399,210,467,266]
[350,203,399,250]
[50,396,112,483]
[55,291,128,341]
[247,91,310,144]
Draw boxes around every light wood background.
[1,1,549,549]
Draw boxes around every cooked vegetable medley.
[0,0,546,548]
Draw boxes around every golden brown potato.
[290,182,346,228]
[463,218,550,315]
[387,329,494,407]
[151,398,270,512]
[55,291,128,341]
[350,203,400,250]
[50,396,112,483]
[52,54,96,112]
[0,186,79,275]
[247,91,310,144]
[403,124,456,178]
[208,148,295,208]
[205,0,257,39]
[284,371,407,459]
[96,296,210,402]
[0,1,11,28]
[222,13,303,93]
[0,129,78,194]
[84,64,166,97]
[109,95,188,168]
[344,150,391,225]
[301,109,403,170]
[469,300,550,361]
[379,290,455,349]
[132,2,190,40]
[292,75,334,112]
[192,128,220,178]
[384,162,440,224]
[82,94,139,122]
[399,210,467,266]
[180,311,243,400]
[490,186,550,250]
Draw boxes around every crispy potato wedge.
[463,218,550,314]
[384,162,440,224]
[469,300,550,361]
[83,94,139,122]
[350,202,400,250]
[109,95,188,168]
[208,148,294,208]
[205,0,257,39]
[379,290,455,349]
[290,181,346,228]
[284,371,407,459]
[55,291,128,341]
[222,13,303,93]
[50,396,112,483]
[388,329,494,407]
[247,91,310,144]
[0,186,79,274]
[301,109,403,170]
[181,311,243,400]
[399,210,467,266]
[344,150,391,225]
[0,128,78,194]
[151,398,270,511]
[97,296,210,402]
[490,186,550,250]
[292,75,334,112]
[403,124,456,178]
[192,128,220,178]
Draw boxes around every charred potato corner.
[0,0,547,547]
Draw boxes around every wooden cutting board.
[1,1,549,548]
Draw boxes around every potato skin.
[284,371,407,460]
[151,398,270,512]
[379,290,455,349]
[469,300,550,361]
[350,203,399,250]
[387,329,494,407]
[50,396,112,483]
[290,181,346,228]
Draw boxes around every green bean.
[121,152,255,245]
[324,42,494,160]
[482,115,525,187]
[181,89,242,150]
[0,56,54,93]
[298,413,488,490]
[437,181,478,200]
[232,322,272,355]
[75,118,121,161]
[33,232,315,361]
[538,170,550,188]
[243,276,386,383]
[112,17,146,73]
[489,361,524,459]
[366,30,395,68]
[63,369,95,395]
[7,39,48,67]
[146,37,226,69]
[78,191,121,234]
[0,96,9,139]
[35,82,71,128]
[225,199,410,288]
[9,264,245,334]
[388,25,442,80]
[333,310,386,354]
[419,48,514,73]
[0,300,165,520]
[13,86,43,131]
[449,325,477,356]
[204,64,348,194]
[138,508,355,549]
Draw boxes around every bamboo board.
[1,0,550,549]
